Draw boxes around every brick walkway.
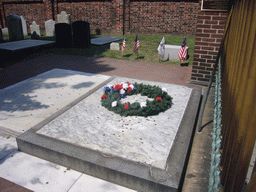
[0,54,194,89]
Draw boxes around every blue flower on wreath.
[110,87,115,92]
[120,93,126,99]
[103,87,110,92]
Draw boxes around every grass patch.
[99,34,195,66]
[2,33,195,66]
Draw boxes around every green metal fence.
[208,58,222,192]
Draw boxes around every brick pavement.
[0,54,193,89]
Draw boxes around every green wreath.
[101,82,173,117]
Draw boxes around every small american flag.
[178,38,187,62]
[121,35,126,53]
[132,35,140,53]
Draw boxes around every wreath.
[101,82,173,117]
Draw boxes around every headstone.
[110,42,120,50]
[31,31,40,39]
[45,19,55,36]
[163,45,189,61]
[0,28,3,43]
[57,11,71,24]
[1,28,8,35]
[6,14,24,41]
[55,23,72,48]
[30,21,40,36]
[72,20,91,48]
[20,16,28,36]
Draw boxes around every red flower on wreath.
[114,84,123,91]
[124,103,129,110]
[155,97,162,101]
[101,95,108,99]
[127,87,133,93]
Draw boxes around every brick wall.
[0,0,199,35]
[1,1,45,33]
[190,11,228,84]
[55,1,118,33]
[129,0,199,35]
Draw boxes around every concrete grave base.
[16,72,201,192]
[91,36,122,45]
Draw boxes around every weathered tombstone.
[57,11,71,24]
[6,14,24,41]
[72,20,91,48]
[30,21,40,36]
[1,28,8,35]
[163,45,189,61]
[110,42,120,50]
[31,31,40,39]
[55,23,72,48]
[0,28,3,43]
[20,16,28,36]
[45,19,55,36]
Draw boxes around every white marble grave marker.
[20,16,28,36]
[57,11,71,24]
[164,44,189,61]
[110,42,120,50]
[45,19,55,36]
[30,21,40,36]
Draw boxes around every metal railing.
[208,58,222,192]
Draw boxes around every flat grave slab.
[91,36,122,45]
[0,39,55,52]
[17,75,202,192]
[0,69,112,136]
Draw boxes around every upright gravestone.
[6,14,24,41]
[72,21,91,48]
[0,28,3,43]
[57,11,71,24]
[55,23,72,48]
[30,21,40,36]
[45,19,55,36]
[20,16,28,36]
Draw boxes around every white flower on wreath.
[120,89,125,95]
[129,84,134,90]
[140,102,147,108]
[122,83,128,89]
[162,87,167,92]
[112,101,117,107]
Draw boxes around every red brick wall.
[0,0,199,35]
[55,1,118,33]
[129,0,199,35]
[1,1,45,33]
[190,11,228,84]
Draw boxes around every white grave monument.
[45,19,55,36]
[110,42,120,50]
[1,28,8,35]
[30,21,40,36]
[20,16,28,36]
[57,11,71,24]
[163,45,189,61]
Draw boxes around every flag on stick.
[157,36,165,59]
[178,38,187,62]
[121,35,126,55]
[132,35,140,53]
